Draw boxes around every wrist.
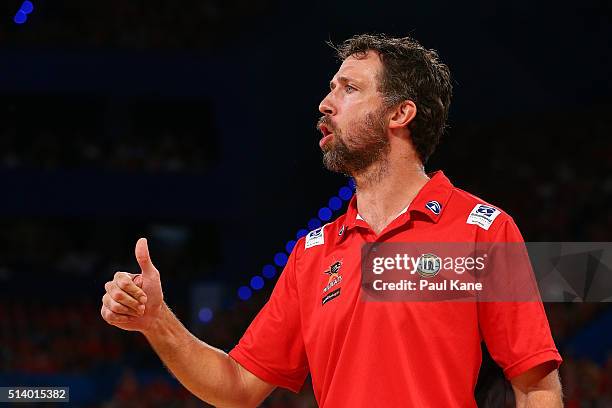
[142,301,171,338]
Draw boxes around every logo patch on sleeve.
[305,226,325,249]
[466,204,501,230]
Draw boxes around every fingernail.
[139,305,145,314]
[139,296,147,304]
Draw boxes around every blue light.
[339,186,353,201]
[329,196,342,211]
[14,11,27,24]
[198,307,213,323]
[238,286,252,300]
[236,180,356,302]
[20,1,34,14]
[274,252,288,267]
[250,276,265,290]
[262,264,276,279]
[285,240,296,253]
[318,207,332,221]
[307,218,322,230]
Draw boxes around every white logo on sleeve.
[305,226,325,249]
[466,204,501,230]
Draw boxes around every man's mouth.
[319,124,334,148]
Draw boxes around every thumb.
[135,238,157,277]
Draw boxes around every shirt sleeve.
[477,217,563,380]
[228,242,309,393]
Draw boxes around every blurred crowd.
[437,106,612,243]
[0,127,212,173]
[0,96,217,174]
[0,299,145,374]
[0,219,221,282]
[0,293,319,407]
[562,356,612,407]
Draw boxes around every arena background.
[0,0,610,406]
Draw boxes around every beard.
[320,106,390,176]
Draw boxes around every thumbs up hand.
[101,238,164,333]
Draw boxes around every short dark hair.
[332,33,452,164]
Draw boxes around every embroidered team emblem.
[324,261,342,285]
[322,261,343,305]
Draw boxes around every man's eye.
[345,85,355,93]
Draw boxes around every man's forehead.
[332,50,382,83]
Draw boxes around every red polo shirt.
[229,171,562,407]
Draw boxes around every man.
[101,34,563,407]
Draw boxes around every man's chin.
[322,153,350,175]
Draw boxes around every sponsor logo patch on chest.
[322,288,341,305]
[305,227,325,249]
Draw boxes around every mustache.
[317,116,335,132]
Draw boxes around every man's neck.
[352,159,429,235]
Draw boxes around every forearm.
[515,390,563,408]
[527,390,563,407]
[143,303,251,407]
[513,371,563,408]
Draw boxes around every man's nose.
[318,93,336,116]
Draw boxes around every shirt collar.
[343,170,454,232]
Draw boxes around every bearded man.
[101,34,563,407]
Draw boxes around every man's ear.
[389,100,417,129]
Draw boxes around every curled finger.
[107,281,141,312]
[103,293,144,317]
